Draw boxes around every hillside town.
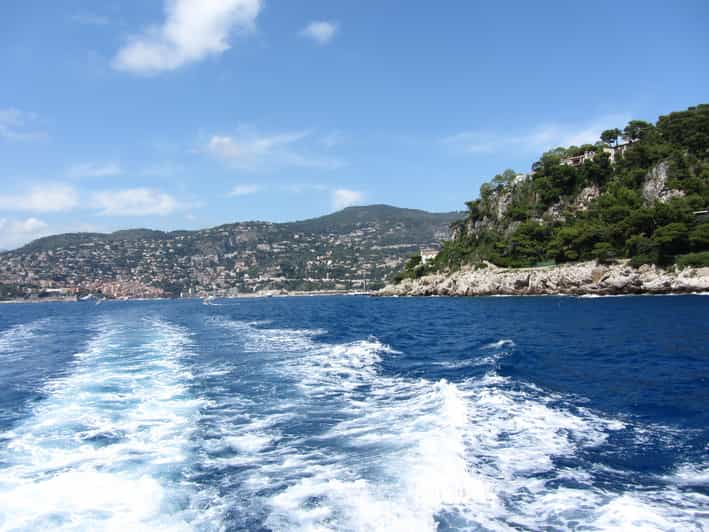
[0,206,455,300]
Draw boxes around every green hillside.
[397,104,709,282]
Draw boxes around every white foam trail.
[0,317,218,531]
[665,463,709,486]
[436,339,514,369]
[208,320,707,531]
[0,318,50,361]
[211,316,324,353]
[264,378,503,532]
[481,339,516,350]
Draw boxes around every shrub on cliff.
[676,251,709,268]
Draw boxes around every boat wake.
[0,318,51,362]
[203,320,707,531]
[0,316,220,531]
[0,313,705,531]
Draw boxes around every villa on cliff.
[561,142,633,168]
[420,247,440,265]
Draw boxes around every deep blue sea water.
[0,295,707,531]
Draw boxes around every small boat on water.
[203,295,217,305]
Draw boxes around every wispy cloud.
[0,108,47,141]
[113,0,262,74]
[228,183,261,197]
[0,184,79,213]
[320,131,345,149]
[0,217,49,250]
[92,188,180,216]
[332,188,363,210]
[225,182,361,211]
[282,183,329,194]
[206,129,342,171]
[67,161,122,179]
[443,114,630,155]
[299,20,338,45]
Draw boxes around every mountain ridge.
[0,204,461,299]
[11,204,460,254]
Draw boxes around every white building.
[420,248,439,265]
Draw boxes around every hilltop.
[389,104,709,294]
[0,205,460,299]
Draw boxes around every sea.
[0,295,707,531]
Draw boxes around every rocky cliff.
[394,105,709,288]
[379,261,709,297]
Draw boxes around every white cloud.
[113,0,262,74]
[209,131,307,160]
[0,184,79,213]
[0,217,49,250]
[299,21,338,45]
[92,188,179,216]
[228,184,261,197]
[443,114,630,155]
[0,108,47,141]
[332,189,363,210]
[207,130,342,171]
[67,161,122,179]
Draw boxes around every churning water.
[0,295,707,530]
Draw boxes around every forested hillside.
[398,104,709,282]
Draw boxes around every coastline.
[0,289,374,304]
[4,265,709,304]
[377,260,709,297]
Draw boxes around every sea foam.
[204,319,707,531]
[0,317,219,531]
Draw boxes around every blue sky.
[1,0,707,249]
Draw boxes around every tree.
[404,254,422,271]
[628,234,659,267]
[689,223,709,250]
[464,199,482,222]
[592,242,615,264]
[600,128,621,147]
[652,222,690,262]
[479,182,494,202]
[657,104,709,156]
[622,120,653,143]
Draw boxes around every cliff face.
[379,261,709,297]
[641,161,686,203]
[467,160,682,240]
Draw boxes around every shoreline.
[4,263,709,304]
[377,260,709,298]
[2,287,709,304]
[0,290,374,304]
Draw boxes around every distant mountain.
[0,205,461,298]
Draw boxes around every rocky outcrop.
[378,261,709,297]
[573,184,601,211]
[642,161,685,203]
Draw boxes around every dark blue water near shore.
[0,295,707,530]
